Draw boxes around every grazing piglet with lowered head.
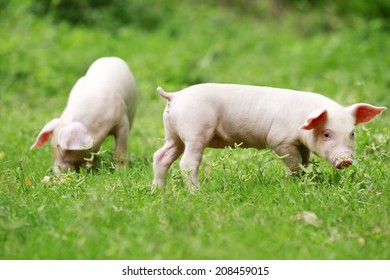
[31,57,137,174]
[153,83,386,190]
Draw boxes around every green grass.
[0,1,389,259]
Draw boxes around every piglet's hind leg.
[153,140,184,187]
[179,141,205,191]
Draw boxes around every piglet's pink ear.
[348,103,387,124]
[299,108,327,130]
[58,122,94,150]
[30,118,60,150]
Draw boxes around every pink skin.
[31,57,137,175]
[153,83,386,190]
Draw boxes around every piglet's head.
[31,120,94,174]
[300,103,386,169]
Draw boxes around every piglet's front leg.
[273,144,306,174]
[113,122,130,168]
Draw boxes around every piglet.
[153,83,386,189]
[31,57,137,174]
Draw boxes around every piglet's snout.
[335,158,353,169]
[332,151,354,169]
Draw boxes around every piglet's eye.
[322,130,332,140]
[350,131,355,138]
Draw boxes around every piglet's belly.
[207,132,267,149]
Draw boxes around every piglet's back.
[78,57,136,119]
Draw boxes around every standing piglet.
[31,57,137,174]
[153,83,386,190]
